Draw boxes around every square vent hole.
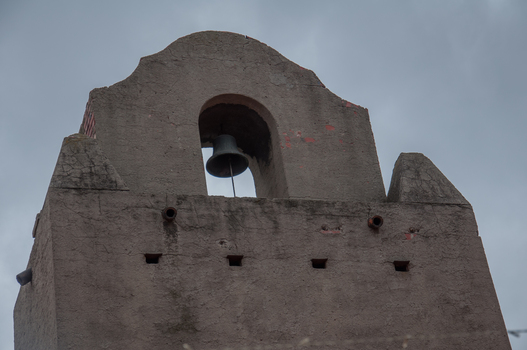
[144,253,162,264]
[393,261,410,272]
[311,259,328,269]
[227,255,243,267]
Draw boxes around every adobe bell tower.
[14,31,511,350]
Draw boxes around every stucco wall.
[29,189,507,350]
[86,31,385,201]
[14,200,58,350]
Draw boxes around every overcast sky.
[1,1,526,349]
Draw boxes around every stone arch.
[199,94,288,198]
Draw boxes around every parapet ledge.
[49,133,129,191]
[387,153,469,205]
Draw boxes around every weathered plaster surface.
[49,134,128,191]
[87,31,385,201]
[18,190,509,349]
[14,199,58,350]
[388,153,469,204]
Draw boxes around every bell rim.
[206,153,249,178]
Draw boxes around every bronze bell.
[206,134,249,178]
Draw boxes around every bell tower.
[14,31,511,350]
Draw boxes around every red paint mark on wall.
[282,130,317,145]
[339,139,343,144]
[342,100,360,108]
[325,125,335,131]
[299,165,304,168]
[405,233,416,240]
[82,100,96,139]
[321,230,341,234]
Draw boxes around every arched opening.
[198,94,287,198]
